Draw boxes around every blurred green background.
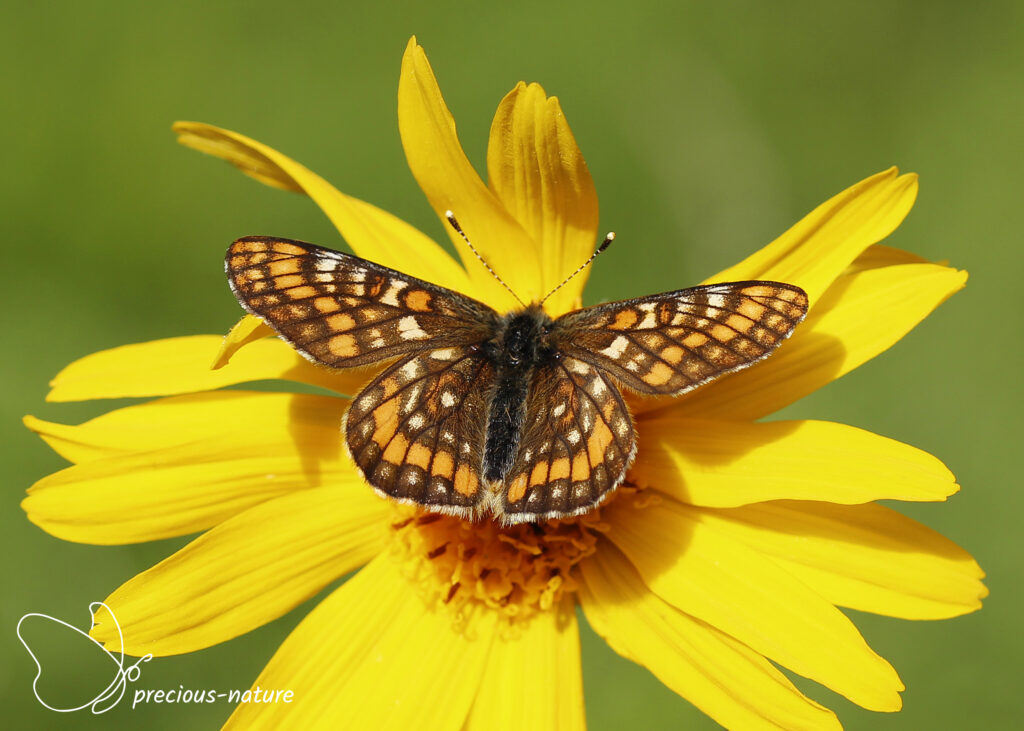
[3,1,1021,728]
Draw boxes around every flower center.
[388,501,617,623]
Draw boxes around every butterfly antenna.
[445,211,526,307]
[539,232,615,305]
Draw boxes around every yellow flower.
[23,37,986,729]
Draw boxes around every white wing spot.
[600,335,630,359]
[398,316,428,340]
[430,348,458,360]
[552,403,566,417]
[707,293,727,308]
[409,413,426,429]
[400,360,421,379]
[380,280,409,306]
[567,430,581,445]
[441,391,457,408]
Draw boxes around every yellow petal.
[23,394,356,544]
[212,314,275,368]
[224,555,496,730]
[706,168,918,305]
[487,82,599,316]
[26,391,344,464]
[695,501,987,620]
[604,495,903,711]
[632,418,958,507]
[47,335,371,402]
[664,259,967,420]
[580,545,840,731]
[91,485,387,656]
[398,37,541,311]
[465,596,584,731]
[173,121,472,294]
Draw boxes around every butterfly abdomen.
[482,309,555,483]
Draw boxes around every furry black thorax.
[480,305,557,483]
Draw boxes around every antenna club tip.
[444,209,454,218]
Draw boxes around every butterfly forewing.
[500,356,635,522]
[344,346,494,516]
[226,236,497,368]
[553,281,808,395]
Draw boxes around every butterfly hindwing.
[344,345,495,516]
[500,356,636,522]
[552,281,808,395]
[226,236,497,368]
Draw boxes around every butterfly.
[226,219,808,524]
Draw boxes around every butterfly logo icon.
[16,602,152,714]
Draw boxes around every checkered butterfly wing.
[226,236,497,367]
[227,236,500,515]
[553,281,809,395]
[499,355,636,523]
[495,281,808,522]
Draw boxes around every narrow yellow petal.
[465,596,584,731]
[664,260,967,420]
[632,418,958,507]
[706,168,918,304]
[605,496,903,711]
[580,546,840,731]
[487,82,599,315]
[90,486,388,656]
[213,314,275,368]
[173,121,472,293]
[398,37,541,311]
[224,555,496,730]
[696,501,988,620]
[23,395,356,543]
[47,335,371,402]
[26,391,344,464]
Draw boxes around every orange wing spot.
[529,461,549,487]
[609,308,639,330]
[273,243,308,256]
[571,453,590,481]
[371,399,400,446]
[737,299,767,321]
[326,313,357,331]
[454,464,479,497]
[407,443,433,470]
[328,334,358,357]
[268,259,301,276]
[550,458,571,481]
[287,286,317,300]
[586,419,615,465]
[405,289,433,312]
[507,473,528,503]
[381,376,400,398]
[661,345,685,364]
[644,362,675,387]
[710,324,738,342]
[726,313,755,335]
[229,255,249,269]
[313,297,341,313]
[382,432,410,464]
[740,285,775,298]
[682,331,709,348]
[431,451,454,480]
[274,274,304,289]
[236,240,269,253]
